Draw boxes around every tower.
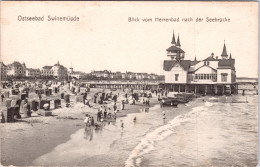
[221,41,228,59]
[176,34,181,47]
[171,29,176,46]
[166,30,185,61]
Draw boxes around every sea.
[32,94,258,167]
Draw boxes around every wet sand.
[0,89,159,166]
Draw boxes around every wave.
[124,106,206,167]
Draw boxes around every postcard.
[0,1,258,167]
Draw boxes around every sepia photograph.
[0,1,258,167]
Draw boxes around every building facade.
[25,68,41,78]
[40,61,68,79]
[41,66,53,78]
[0,62,7,80]
[6,61,26,78]
[52,61,68,79]
[163,30,237,95]
[68,67,88,80]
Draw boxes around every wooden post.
[222,85,225,95]
[195,85,197,94]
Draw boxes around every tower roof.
[221,43,228,57]
[171,29,176,45]
[176,35,181,47]
[218,59,235,70]
[166,45,185,53]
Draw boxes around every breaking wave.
[124,105,206,167]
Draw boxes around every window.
[207,74,209,79]
[175,74,179,81]
[221,73,228,82]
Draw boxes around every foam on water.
[205,101,214,107]
[124,105,206,167]
[141,95,258,167]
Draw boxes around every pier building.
[162,30,238,95]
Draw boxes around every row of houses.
[89,70,162,80]
[0,61,68,79]
[0,61,163,81]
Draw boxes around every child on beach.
[84,114,90,126]
[108,108,112,118]
[104,107,107,118]
[162,111,166,120]
[120,120,124,132]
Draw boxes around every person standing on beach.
[38,93,42,101]
[104,107,107,118]
[91,116,95,126]
[147,97,150,107]
[1,94,4,102]
[113,102,117,112]
[120,120,124,132]
[99,106,103,115]
[162,111,166,120]
[84,114,90,126]
[108,107,112,118]
[113,110,118,119]
[97,110,101,122]
[121,100,125,110]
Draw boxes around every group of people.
[96,104,118,122]
[142,97,150,107]
[84,114,95,126]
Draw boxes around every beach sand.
[0,87,159,166]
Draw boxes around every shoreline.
[1,88,255,166]
[0,93,159,166]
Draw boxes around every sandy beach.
[0,85,258,167]
[0,86,160,166]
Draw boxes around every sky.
[1,1,258,77]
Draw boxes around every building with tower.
[162,29,237,95]
[52,61,68,79]
[6,61,27,78]
[68,66,88,80]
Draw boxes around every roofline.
[194,65,217,72]
[237,77,258,80]
[217,67,232,69]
